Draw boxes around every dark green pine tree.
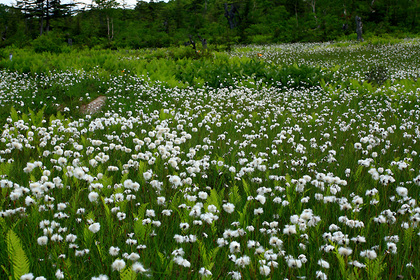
[15,0,72,35]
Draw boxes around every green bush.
[32,33,66,54]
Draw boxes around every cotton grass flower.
[229,241,241,253]
[91,275,109,280]
[88,191,99,202]
[109,246,120,256]
[66,234,77,243]
[111,259,126,271]
[132,262,148,274]
[198,191,208,200]
[255,194,266,204]
[126,252,140,261]
[318,259,330,269]
[25,196,35,206]
[235,255,250,268]
[259,265,270,276]
[283,224,297,235]
[286,256,302,268]
[199,267,212,277]
[228,271,242,279]
[387,242,397,254]
[254,208,264,215]
[350,260,366,268]
[143,170,153,181]
[396,187,408,197]
[360,250,377,260]
[316,271,328,280]
[89,223,100,233]
[37,236,48,246]
[338,247,353,256]
[223,203,235,213]
[173,256,191,267]
[20,273,34,280]
[157,196,166,205]
[180,223,189,230]
[55,269,64,279]
[168,175,182,187]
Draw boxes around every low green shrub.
[32,33,67,54]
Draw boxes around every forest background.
[0,0,419,52]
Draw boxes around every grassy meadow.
[1,38,420,280]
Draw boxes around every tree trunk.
[107,15,113,41]
[310,0,317,23]
[40,1,44,35]
[413,0,418,29]
[107,16,110,40]
[355,15,363,41]
[40,15,44,35]
[45,0,50,33]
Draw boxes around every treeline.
[0,0,419,51]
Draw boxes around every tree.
[93,0,119,41]
[0,4,27,46]
[15,0,72,36]
[304,0,317,24]
[0,4,9,41]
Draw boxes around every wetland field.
[1,39,420,279]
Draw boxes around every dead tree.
[224,3,240,29]
[355,16,363,41]
[198,35,207,49]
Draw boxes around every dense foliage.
[0,0,420,50]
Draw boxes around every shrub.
[32,33,66,54]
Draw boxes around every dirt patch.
[80,96,107,115]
